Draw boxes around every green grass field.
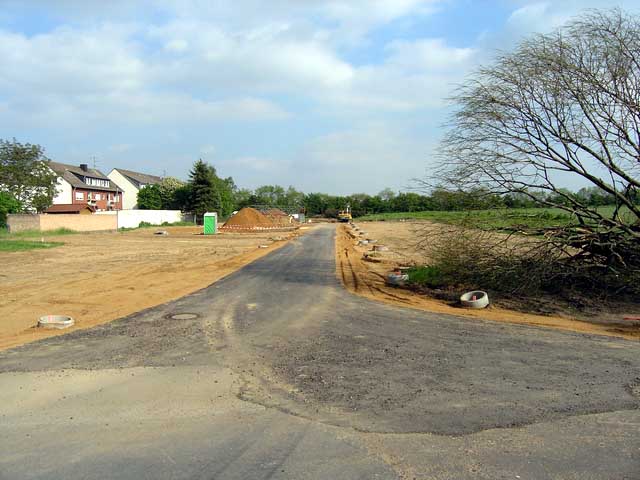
[0,239,64,252]
[0,227,78,238]
[0,227,75,251]
[358,205,632,231]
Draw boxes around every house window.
[95,193,101,201]
[75,191,84,201]
[84,177,109,187]
[83,177,110,188]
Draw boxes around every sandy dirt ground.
[337,222,640,341]
[0,226,305,351]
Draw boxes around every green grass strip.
[0,227,78,238]
[0,239,64,252]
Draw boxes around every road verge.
[335,224,639,341]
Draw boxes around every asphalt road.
[1,224,639,479]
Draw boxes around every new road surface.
[1,225,639,479]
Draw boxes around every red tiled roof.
[45,204,96,214]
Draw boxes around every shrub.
[407,266,447,288]
[416,223,565,294]
[0,191,21,228]
[416,221,640,299]
[137,185,162,210]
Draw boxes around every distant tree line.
[0,138,636,230]
[121,158,640,221]
[299,186,630,218]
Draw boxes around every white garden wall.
[96,210,192,229]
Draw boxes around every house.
[107,168,163,210]
[50,162,124,211]
[45,204,96,214]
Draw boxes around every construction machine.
[337,205,352,222]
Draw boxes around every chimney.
[80,163,88,172]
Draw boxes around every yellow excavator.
[337,205,352,223]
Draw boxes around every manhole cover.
[167,313,199,320]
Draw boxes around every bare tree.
[436,9,640,279]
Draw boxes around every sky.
[1,0,638,195]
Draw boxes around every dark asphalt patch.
[268,304,640,436]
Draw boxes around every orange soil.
[0,226,304,351]
[222,207,275,228]
[336,224,639,341]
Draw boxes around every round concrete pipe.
[38,315,75,330]
[387,273,409,286]
[460,291,490,309]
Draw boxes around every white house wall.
[107,169,138,210]
[52,177,72,205]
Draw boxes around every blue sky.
[1,0,638,194]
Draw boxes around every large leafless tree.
[437,9,640,277]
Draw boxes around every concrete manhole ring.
[166,313,200,320]
[38,315,75,330]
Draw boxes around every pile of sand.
[264,208,288,217]
[221,208,276,230]
[264,208,296,227]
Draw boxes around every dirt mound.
[264,208,288,217]
[263,208,299,227]
[222,208,276,229]
[268,211,296,227]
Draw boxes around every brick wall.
[7,213,117,233]
[6,215,40,233]
[72,188,123,211]
[40,214,117,232]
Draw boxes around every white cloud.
[146,20,355,92]
[507,2,569,33]
[0,23,291,129]
[0,0,461,131]
[0,0,480,193]
[503,1,640,39]
[386,39,475,71]
[0,25,144,96]
[320,37,477,113]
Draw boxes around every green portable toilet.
[203,212,218,235]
